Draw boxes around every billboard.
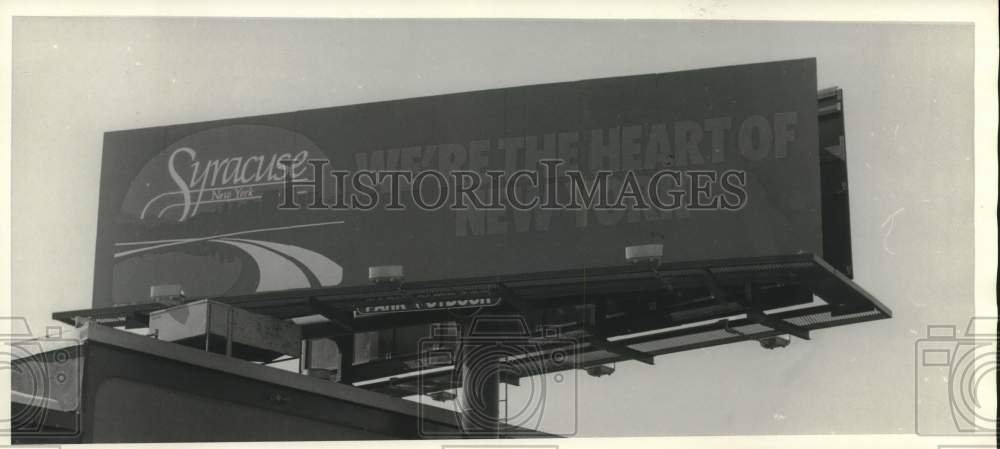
[93,58,821,308]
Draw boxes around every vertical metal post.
[204,302,212,352]
[458,318,501,437]
[225,307,234,357]
[335,335,354,383]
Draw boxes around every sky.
[9,18,977,437]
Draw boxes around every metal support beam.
[457,316,501,437]
[742,282,810,340]
[702,269,729,302]
[583,327,654,365]
[307,298,354,333]
[498,369,520,386]
[584,298,655,365]
[649,264,679,298]
[746,311,811,340]
[496,283,538,328]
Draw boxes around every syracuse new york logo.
[114,124,343,293]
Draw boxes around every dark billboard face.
[93,58,820,308]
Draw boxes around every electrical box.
[149,299,301,361]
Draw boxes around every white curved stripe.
[113,220,344,257]
[228,238,343,287]
[211,239,310,292]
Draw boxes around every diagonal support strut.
[741,281,810,340]
[746,311,810,340]
[586,334,655,365]
[307,297,354,333]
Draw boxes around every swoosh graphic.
[113,220,344,257]
[226,238,343,287]
[211,239,310,292]
[219,238,321,288]
[112,221,345,293]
